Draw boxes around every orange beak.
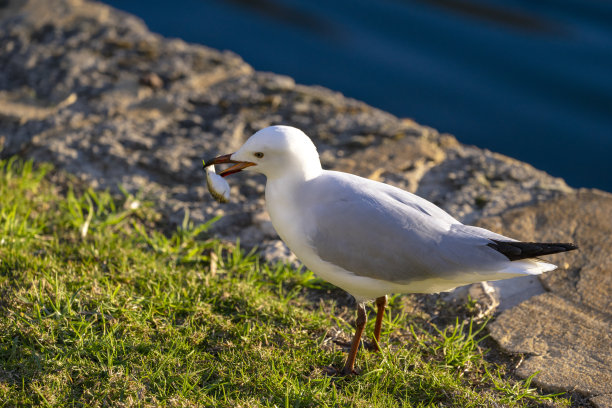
[203,154,256,177]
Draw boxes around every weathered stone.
[482,190,612,404]
[489,293,612,400]
[417,145,572,223]
[261,240,299,269]
[592,394,612,408]
[333,133,446,193]
[478,190,612,316]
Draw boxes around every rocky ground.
[1,0,610,406]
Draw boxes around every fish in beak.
[203,153,256,177]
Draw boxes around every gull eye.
[253,152,264,159]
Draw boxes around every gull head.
[204,126,322,180]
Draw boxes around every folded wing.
[303,172,560,285]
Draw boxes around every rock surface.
[480,190,612,406]
[1,0,610,404]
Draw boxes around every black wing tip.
[487,240,578,261]
[560,242,579,251]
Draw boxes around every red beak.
[203,154,256,177]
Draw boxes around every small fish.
[203,160,230,203]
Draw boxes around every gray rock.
[261,240,300,270]
[481,190,612,405]
[489,293,612,402]
[416,144,572,223]
[592,394,612,408]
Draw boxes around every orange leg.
[372,295,387,352]
[342,303,367,375]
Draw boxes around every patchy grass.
[0,158,574,407]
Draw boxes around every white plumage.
[205,125,575,374]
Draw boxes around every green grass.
[0,157,572,407]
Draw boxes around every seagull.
[204,125,577,375]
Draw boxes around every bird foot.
[321,365,359,377]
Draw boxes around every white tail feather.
[499,259,557,276]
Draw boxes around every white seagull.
[205,125,577,375]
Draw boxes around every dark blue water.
[104,0,612,192]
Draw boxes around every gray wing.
[302,172,511,283]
